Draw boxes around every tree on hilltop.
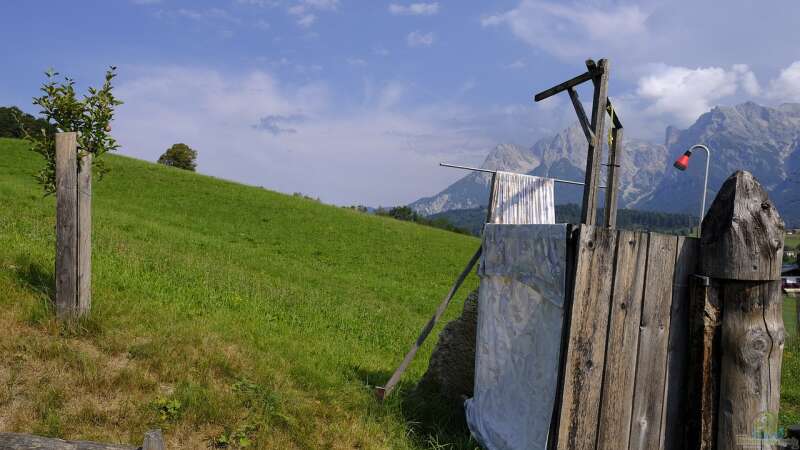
[158,143,197,171]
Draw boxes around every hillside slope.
[0,138,480,449]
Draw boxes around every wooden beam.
[580,59,610,226]
[376,246,482,401]
[533,67,602,102]
[606,100,623,129]
[567,87,594,145]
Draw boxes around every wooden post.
[78,153,92,314]
[55,132,92,319]
[580,59,609,226]
[698,171,785,449]
[55,132,78,319]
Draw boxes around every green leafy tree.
[0,106,55,138]
[22,67,122,195]
[158,143,198,171]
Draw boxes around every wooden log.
[700,171,784,280]
[580,59,609,226]
[0,433,135,450]
[596,230,648,450]
[628,233,678,450]
[686,275,722,450]
[55,132,78,319]
[555,225,617,450]
[77,153,92,315]
[661,236,699,450]
[699,171,786,449]
[603,126,622,229]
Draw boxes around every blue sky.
[3,0,800,206]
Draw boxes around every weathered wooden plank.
[580,59,609,226]
[660,236,699,450]
[0,433,135,450]
[567,87,594,145]
[555,225,617,450]
[596,230,648,450]
[55,132,78,319]
[686,276,722,450]
[603,126,622,229]
[533,68,601,102]
[77,153,92,315]
[716,281,785,449]
[628,233,678,450]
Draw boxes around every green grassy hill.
[0,138,480,449]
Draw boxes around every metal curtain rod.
[439,162,607,189]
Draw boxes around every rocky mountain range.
[410,101,800,226]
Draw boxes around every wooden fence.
[549,226,698,450]
[549,171,786,450]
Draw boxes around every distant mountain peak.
[410,101,800,227]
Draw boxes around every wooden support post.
[55,132,92,319]
[686,275,722,450]
[55,132,78,319]
[580,59,609,226]
[78,153,92,315]
[698,171,785,449]
[142,429,165,450]
[567,87,594,145]
[603,126,622,228]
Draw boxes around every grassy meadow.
[0,138,481,449]
[1,136,798,448]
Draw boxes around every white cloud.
[407,30,434,47]
[377,82,406,109]
[287,0,338,27]
[174,8,241,24]
[346,57,367,66]
[112,66,499,206]
[482,0,650,62]
[505,59,526,70]
[389,2,439,16]
[767,61,800,102]
[296,14,316,27]
[635,64,762,126]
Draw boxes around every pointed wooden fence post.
[693,171,785,449]
[55,132,92,319]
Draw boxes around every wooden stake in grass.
[55,132,92,319]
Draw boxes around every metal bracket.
[692,274,711,287]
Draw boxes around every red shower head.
[673,151,691,171]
